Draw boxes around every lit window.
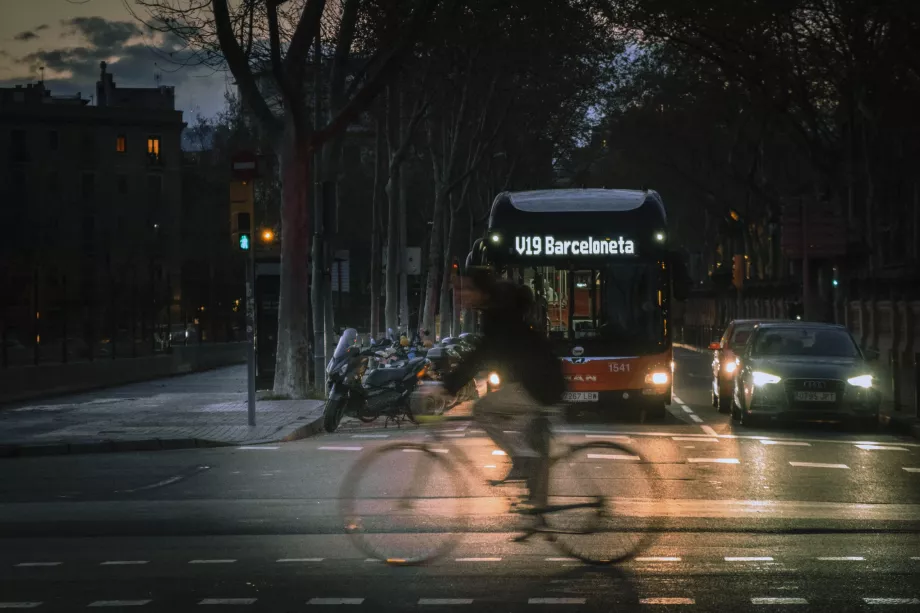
[116,134,126,153]
[147,136,160,160]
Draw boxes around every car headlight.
[752,371,781,386]
[646,371,669,385]
[847,374,872,388]
[724,361,736,374]
[488,372,501,386]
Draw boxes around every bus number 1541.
[609,363,631,373]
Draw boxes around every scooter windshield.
[333,328,358,360]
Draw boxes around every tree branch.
[312,0,441,148]
[213,0,280,134]
[283,0,327,81]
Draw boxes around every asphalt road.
[1,348,919,611]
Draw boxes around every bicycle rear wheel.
[339,443,467,565]
[542,441,661,564]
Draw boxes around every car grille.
[783,379,845,409]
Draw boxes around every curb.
[0,413,326,458]
[880,411,920,440]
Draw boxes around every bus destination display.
[514,235,636,256]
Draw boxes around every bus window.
[526,262,666,353]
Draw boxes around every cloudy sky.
[0,0,230,119]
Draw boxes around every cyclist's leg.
[474,384,539,482]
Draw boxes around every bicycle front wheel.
[339,443,467,565]
[543,441,661,564]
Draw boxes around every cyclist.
[435,268,565,488]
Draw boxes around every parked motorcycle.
[323,328,430,433]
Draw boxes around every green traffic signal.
[239,233,251,250]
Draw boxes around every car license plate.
[563,392,599,402]
[794,391,836,402]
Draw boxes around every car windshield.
[750,327,860,358]
[729,326,753,349]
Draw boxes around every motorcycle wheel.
[323,395,347,433]
[357,406,379,423]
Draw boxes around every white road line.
[635,556,682,562]
[89,601,152,607]
[640,597,695,605]
[351,434,388,439]
[904,468,920,473]
[528,598,586,605]
[277,558,324,563]
[856,444,909,451]
[726,557,774,562]
[701,425,719,437]
[0,605,42,609]
[750,597,808,604]
[418,599,473,605]
[673,396,686,405]
[14,562,60,567]
[189,559,236,564]
[402,448,449,454]
[585,434,632,441]
[558,428,920,448]
[789,462,849,469]
[236,446,279,450]
[681,406,694,414]
[318,446,363,451]
[545,557,578,562]
[688,457,739,464]
[587,453,640,461]
[672,437,718,442]
[455,557,501,562]
[307,598,364,605]
[760,440,811,446]
[689,415,704,423]
[491,450,507,456]
[198,598,256,605]
[817,556,864,561]
[445,433,467,437]
[100,561,148,565]
[863,598,920,605]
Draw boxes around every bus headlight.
[646,371,669,385]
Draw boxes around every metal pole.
[802,202,810,321]
[914,352,919,419]
[33,268,40,366]
[246,250,257,426]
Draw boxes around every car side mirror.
[863,348,879,362]
[708,341,721,351]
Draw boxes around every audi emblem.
[803,380,826,389]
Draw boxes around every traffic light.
[237,212,251,251]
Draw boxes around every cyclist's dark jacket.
[442,283,565,406]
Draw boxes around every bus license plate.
[794,391,836,402]
[563,392,599,402]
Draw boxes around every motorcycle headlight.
[847,374,872,388]
[752,371,781,386]
[724,361,736,374]
[488,372,501,386]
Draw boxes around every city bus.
[466,188,688,418]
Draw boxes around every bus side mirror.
[669,251,691,301]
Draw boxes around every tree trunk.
[421,187,444,339]
[438,205,455,338]
[398,160,409,335]
[369,113,385,340]
[272,118,311,398]
[384,84,400,334]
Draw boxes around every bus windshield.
[524,261,667,355]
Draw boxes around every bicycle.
[338,411,662,566]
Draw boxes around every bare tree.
[136,0,440,396]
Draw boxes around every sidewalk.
[0,366,325,457]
